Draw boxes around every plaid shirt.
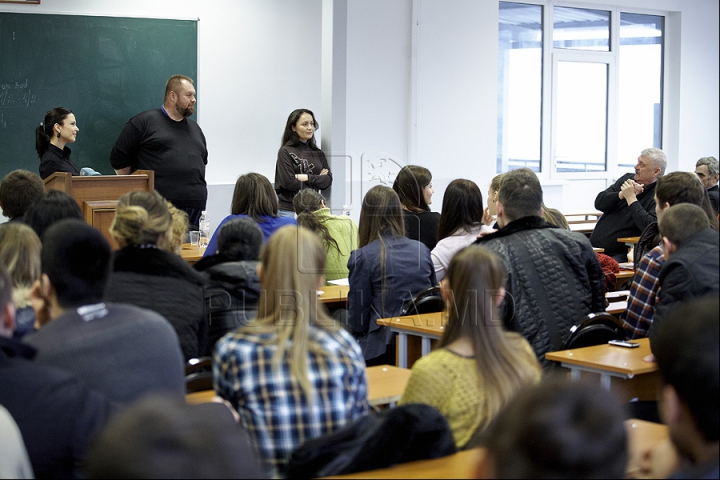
[620,246,664,339]
[213,325,368,478]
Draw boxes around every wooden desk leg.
[421,337,431,356]
[397,333,408,368]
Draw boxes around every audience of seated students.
[483,173,504,229]
[475,168,606,368]
[648,203,719,343]
[23,189,83,240]
[213,226,368,478]
[347,185,437,365]
[392,165,441,250]
[162,200,190,256]
[0,169,44,223]
[25,219,186,405]
[85,393,264,479]
[431,179,494,281]
[590,147,666,261]
[476,376,629,479]
[103,190,209,361]
[203,172,297,257]
[0,404,33,479]
[399,245,541,449]
[620,172,718,339]
[293,188,359,282]
[194,217,263,356]
[695,155,719,215]
[0,265,115,479]
[0,223,41,340]
[645,295,719,479]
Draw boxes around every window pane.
[555,62,608,172]
[553,7,610,51]
[617,13,663,169]
[498,2,542,173]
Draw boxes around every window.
[497,2,664,176]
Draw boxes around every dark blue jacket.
[347,235,436,361]
[0,336,114,479]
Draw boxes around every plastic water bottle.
[341,204,351,216]
[199,211,210,248]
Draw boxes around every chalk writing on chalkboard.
[0,79,37,112]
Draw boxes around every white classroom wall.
[2,0,717,233]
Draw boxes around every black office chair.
[561,312,626,350]
[400,286,445,316]
[185,356,212,376]
[185,371,214,394]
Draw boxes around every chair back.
[562,312,626,350]
[400,286,445,316]
[185,371,213,394]
[185,356,212,376]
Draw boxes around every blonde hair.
[440,245,541,434]
[163,201,189,255]
[0,223,42,308]
[110,191,172,248]
[247,226,339,399]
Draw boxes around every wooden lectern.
[44,170,154,249]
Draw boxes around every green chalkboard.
[0,13,197,179]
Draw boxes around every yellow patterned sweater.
[398,332,541,448]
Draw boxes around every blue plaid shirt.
[213,325,368,478]
[620,246,664,339]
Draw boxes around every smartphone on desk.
[608,339,640,348]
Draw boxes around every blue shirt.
[203,214,297,257]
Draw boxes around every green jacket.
[315,208,358,282]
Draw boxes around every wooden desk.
[181,243,205,265]
[618,236,641,247]
[377,312,446,368]
[365,365,411,408]
[318,285,350,308]
[546,337,659,401]
[187,364,411,409]
[326,419,668,479]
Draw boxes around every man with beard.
[110,75,208,230]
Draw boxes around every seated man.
[24,219,186,404]
[476,377,629,479]
[476,168,605,367]
[650,296,718,479]
[193,217,263,355]
[649,203,719,343]
[84,393,263,479]
[590,148,666,261]
[695,156,719,215]
[620,172,717,339]
[0,265,114,478]
[0,169,44,223]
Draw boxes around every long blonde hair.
[248,226,339,399]
[0,223,41,309]
[440,245,541,433]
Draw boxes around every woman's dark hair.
[293,189,339,253]
[35,107,73,158]
[392,165,432,213]
[24,190,83,241]
[230,173,278,221]
[437,179,485,241]
[281,109,320,150]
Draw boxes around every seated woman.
[213,226,368,478]
[392,165,441,250]
[483,173,504,229]
[348,185,436,365]
[399,245,542,449]
[431,179,494,281]
[0,223,42,339]
[104,190,208,361]
[161,201,189,256]
[24,189,83,241]
[194,217,263,356]
[202,173,296,257]
[293,188,358,283]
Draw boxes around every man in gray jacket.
[476,168,606,367]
